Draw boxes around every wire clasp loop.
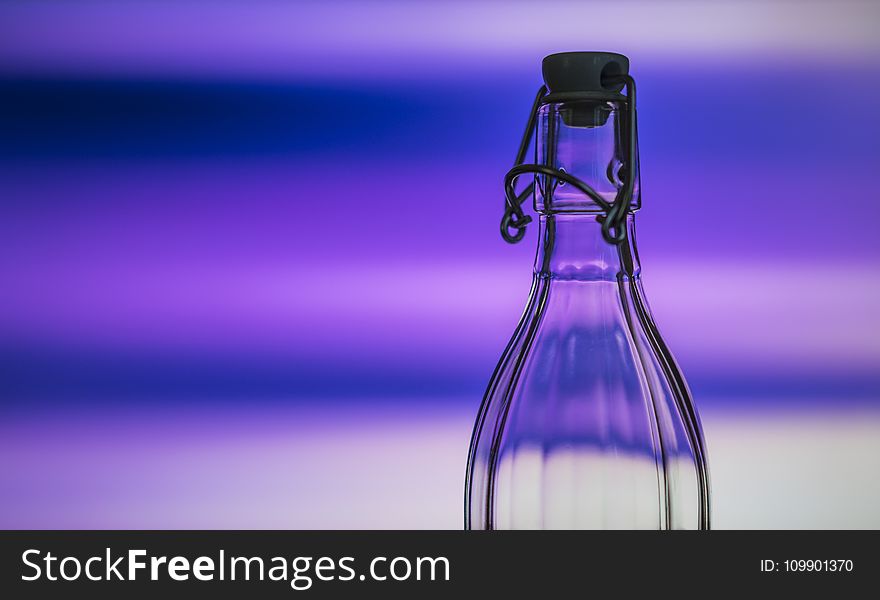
[501,74,638,246]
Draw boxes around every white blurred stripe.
[0,1,878,79]
[3,402,878,528]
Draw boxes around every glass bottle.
[465,52,710,530]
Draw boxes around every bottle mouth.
[535,101,639,215]
[500,51,638,247]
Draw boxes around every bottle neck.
[534,213,640,280]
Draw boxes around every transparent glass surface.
[465,101,709,530]
[535,101,640,213]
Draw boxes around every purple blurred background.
[2,0,879,528]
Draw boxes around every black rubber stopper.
[542,51,630,95]
[542,52,630,127]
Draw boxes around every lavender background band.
[1,0,879,528]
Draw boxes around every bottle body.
[465,214,710,529]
